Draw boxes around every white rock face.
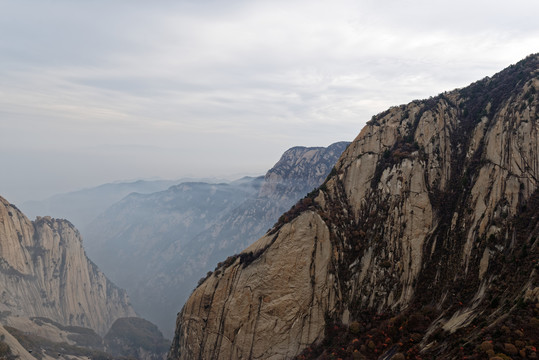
[170,55,539,359]
[0,196,136,335]
[173,211,334,360]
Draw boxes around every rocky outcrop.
[259,142,350,200]
[172,211,334,359]
[170,54,539,359]
[0,196,135,336]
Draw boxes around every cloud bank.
[1,0,538,203]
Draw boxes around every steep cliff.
[170,54,539,359]
[259,142,351,201]
[0,196,136,336]
[0,324,30,360]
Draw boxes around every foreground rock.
[169,54,539,359]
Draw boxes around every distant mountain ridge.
[20,177,231,231]
[84,142,350,336]
[166,141,352,279]
[20,179,180,230]
[84,178,265,293]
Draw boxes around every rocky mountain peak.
[169,54,539,359]
[259,142,349,199]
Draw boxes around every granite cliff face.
[0,196,135,336]
[170,55,539,359]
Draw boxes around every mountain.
[20,177,229,231]
[20,179,181,230]
[139,142,350,335]
[2,315,170,360]
[0,196,135,336]
[83,178,264,333]
[84,142,349,336]
[0,323,31,359]
[0,196,171,359]
[174,142,352,282]
[104,317,170,360]
[169,54,539,359]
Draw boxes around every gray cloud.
[1,0,538,203]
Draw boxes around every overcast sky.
[1,0,538,204]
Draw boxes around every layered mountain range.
[169,55,539,359]
[21,179,182,231]
[84,142,349,336]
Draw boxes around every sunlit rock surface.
[0,196,135,336]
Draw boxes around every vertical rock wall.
[0,197,136,335]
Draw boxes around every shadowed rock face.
[0,196,135,336]
[169,54,539,359]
